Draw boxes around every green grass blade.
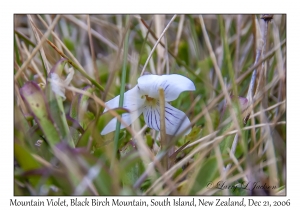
[189,156,219,194]
[114,15,130,156]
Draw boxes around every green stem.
[218,15,238,97]
[114,15,130,156]
[67,59,104,91]
[218,15,245,153]
[14,30,35,47]
[188,15,201,59]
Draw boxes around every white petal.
[103,85,145,113]
[48,73,66,100]
[164,102,192,135]
[143,105,161,132]
[137,74,195,101]
[143,102,191,136]
[64,67,74,85]
[101,85,145,135]
[101,108,143,135]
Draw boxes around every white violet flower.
[101,74,195,136]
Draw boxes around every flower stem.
[159,88,167,171]
[114,15,130,156]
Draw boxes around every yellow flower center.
[143,95,157,106]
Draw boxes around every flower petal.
[101,85,145,135]
[101,108,143,135]
[103,85,145,113]
[48,73,66,100]
[143,105,161,132]
[164,102,192,135]
[64,67,74,85]
[137,74,195,101]
[143,102,191,136]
